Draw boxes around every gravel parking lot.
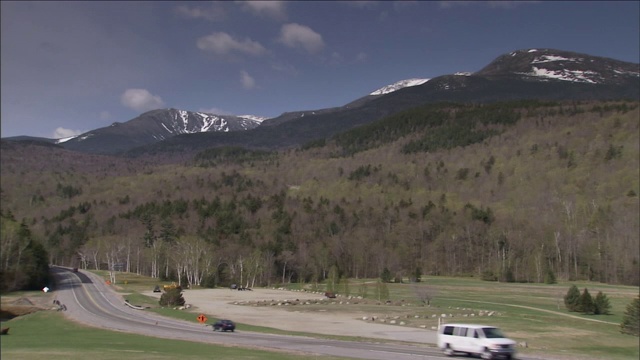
[144,287,437,344]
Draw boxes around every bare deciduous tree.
[413,283,437,306]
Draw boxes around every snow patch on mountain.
[370,78,430,95]
[179,110,189,129]
[159,110,264,134]
[614,69,640,77]
[529,67,600,83]
[161,123,172,133]
[55,136,78,144]
[531,55,578,64]
[239,115,268,123]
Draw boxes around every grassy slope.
[0,307,346,360]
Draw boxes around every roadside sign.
[197,314,207,323]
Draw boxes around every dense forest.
[1,100,638,292]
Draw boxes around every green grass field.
[0,311,347,360]
[2,271,638,360]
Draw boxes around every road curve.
[51,267,448,360]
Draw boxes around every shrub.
[481,270,497,281]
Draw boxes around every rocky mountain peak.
[476,48,639,85]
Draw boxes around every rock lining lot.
[144,287,438,344]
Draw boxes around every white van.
[437,323,517,359]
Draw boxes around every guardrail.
[124,300,146,310]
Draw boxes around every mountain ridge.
[5,48,638,155]
[56,108,264,154]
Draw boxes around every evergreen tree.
[413,267,422,282]
[380,267,392,283]
[159,288,185,307]
[593,291,612,315]
[23,240,51,290]
[544,268,557,284]
[202,273,217,288]
[578,288,594,314]
[620,296,639,336]
[564,285,580,312]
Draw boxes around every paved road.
[50,267,452,360]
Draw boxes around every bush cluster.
[563,285,611,315]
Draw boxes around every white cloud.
[198,107,231,115]
[240,70,256,89]
[278,23,325,54]
[175,3,226,21]
[197,32,266,56]
[270,61,299,76]
[120,88,165,112]
[52,127,83,139]
[355,52,368,63]
[239,1,286,20]
[99,111,111,120]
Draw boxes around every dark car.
[212,319,235,332]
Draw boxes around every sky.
[1,1,639,139]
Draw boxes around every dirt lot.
[144,287,438,343]
[1,292,55,319]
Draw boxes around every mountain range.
[1,47,639,293]
[4,48,639,155]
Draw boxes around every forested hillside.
[1,100,638,291]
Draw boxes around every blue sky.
[1,1,639,139]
